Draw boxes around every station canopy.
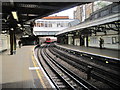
[1,0,115,36]
[1,1,90,34]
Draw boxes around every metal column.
[86,36,88,47]
[10,29,16,55]
[10,30,14,55]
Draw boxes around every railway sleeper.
[55,46,120,68]
[91,72,120,88]
[46,47,98,89]
[54,79,62,82]
[52,47,120,80]
[49,48,87,71]
[48,47,118,89]
[63,77,71,81]
[58,85,67,88]
[41,49,76,90]
[57,82,65,86]
[52,77,58,79]
[42,46,101,89]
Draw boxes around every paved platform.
[0,46,52,89]
[56,44,120,60]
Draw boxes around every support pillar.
[73,33,75,45]
[66,35,68,44]
[63,35,65,44]
[57,36,59,43]
[80,35,84,46]
[13,33,16,53]
[61,36,64,44]
[64,35,68,44]
[86,36,88,47]
[10,29,16,55]
[10,30,14,55]
[80,35,82,46]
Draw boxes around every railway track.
[37,45,98,90]
[47,44,120,89]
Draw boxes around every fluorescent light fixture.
[2,31,7,33]
[11,28,14,30]
[28,14,38,16]
[12,11,18,21]
[17,24,21,27]
[22,35,29,37]
[23,25,29,27]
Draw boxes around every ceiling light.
[17,24,21,27]
[2,31,7,33]
[11,11,18,21]
[28,14,38,16]
[11,28,14,30]
[23,25,29,27]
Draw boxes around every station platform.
[0,46,52,89]
[55,44,120,60]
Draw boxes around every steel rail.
[43,48,90,90]
[36,47,60,90]
[40,47,76,89]
[48,45,120,89]
[45,46,98,90]
[39,45,98,90]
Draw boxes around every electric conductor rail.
[48,44,120,88]
[37,45,98,90]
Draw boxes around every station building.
[56,3,120,50]
[74,1,112,22]
[33,16,80,36]
[33,16,80,43]
[1,1,120,89]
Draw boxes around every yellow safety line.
[32,55,46,88]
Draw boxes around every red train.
[45,37,57,44]
[45,38,51,43]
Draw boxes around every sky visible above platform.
[48,1,113,19]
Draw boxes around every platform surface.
[56,44,120,59]
[0,46,52,89]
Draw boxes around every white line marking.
[29,67,40,70]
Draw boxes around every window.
[40,21,44,27]
[57,23,61,27]
[45,23,47,27]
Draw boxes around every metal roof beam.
[17,3,61,9]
